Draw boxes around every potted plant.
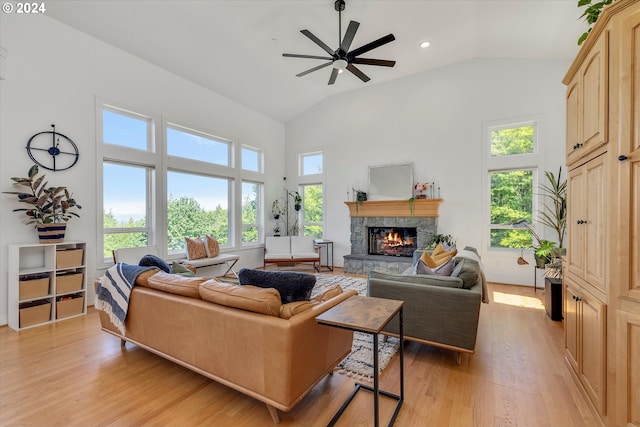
[4,165,81,243]
[426,234,456,251]
[513,220,559,269]
[289,191,302,211]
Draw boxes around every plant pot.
[273,214,280,220]
[294,204,301,211]
[37,223,66,243]
[534,253,550,269]
[415,194,426,199]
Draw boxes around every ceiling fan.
[283,0,396,85]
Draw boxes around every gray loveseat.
[367,247,487,363]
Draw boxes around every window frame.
[97,99,265,268]
[482,117,543,252]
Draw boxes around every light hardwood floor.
[0,275,600,426]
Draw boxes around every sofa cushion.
[419,250,451,269]
[185,237,207,260]
[312,284,343,302]
[279,301,316,319]
[146,270,206,298]
[368,270,464,289]
[451,258,480,289]
[170,261,196,277]
[205,235,220,258]
[134,268,159,287]
[238,268,316,304]
[199,279,281,316]
[138,254,171,273]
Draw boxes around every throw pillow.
[138,254,171,273]
[451,258,480,289]
[414,258,454,276]
[185,237,207,260]
[170,261,196,277]
[238,268,316,304]
[205,235,220,258]
[419,251,452,269]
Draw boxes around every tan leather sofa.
[97,270,356,423]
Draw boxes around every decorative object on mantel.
[3,164,81,243]
[26,124,79,171]
[414,182,429,199]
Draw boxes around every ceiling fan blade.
[346,63,370,83]
[339,20,360,54]
[283,53,334,61]
[348,34,395,59]
[296,61,333,77]
[328,68,339,85]
[351,58,396,67]
[301,29,335,56]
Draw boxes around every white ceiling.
[45,0,586,123]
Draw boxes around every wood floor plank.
[0,280,601,426]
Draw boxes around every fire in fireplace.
[368,227,417,257]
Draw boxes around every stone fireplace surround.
[343,200,441,275]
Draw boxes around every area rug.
[313,274,400,382]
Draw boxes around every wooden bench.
[263,236,320,271]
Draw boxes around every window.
[242,146,262,172]
[103,108,151,151]
[300,184,323,238]
[99,102,265,265]
[485,120,540,249]
[167,125,230,166]
[241,181,261,244]
[301,152,323,175]
[167,171,230,252]
[102,162,151,259]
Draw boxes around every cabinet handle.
[618,154,628,161]
[576,296,582,302]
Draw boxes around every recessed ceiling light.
[419,41,431,48]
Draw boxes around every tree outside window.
[301,184,323,238]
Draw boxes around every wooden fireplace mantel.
[344,199,442,217]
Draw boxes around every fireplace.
[368,227,417,257]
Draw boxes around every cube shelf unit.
[8,241,87,331]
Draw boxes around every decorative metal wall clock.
[26,124,79,171]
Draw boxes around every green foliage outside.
[302,184,323,238]
[242,183,259,243]
[104,195,230,258]
[489,125,534,249]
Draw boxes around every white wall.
[286,58,569,286]
[0,15,285,325]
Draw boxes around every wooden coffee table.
[316,295,404,427]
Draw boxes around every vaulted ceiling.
[46,0,586,122]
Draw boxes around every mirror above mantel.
[368,162,413,200]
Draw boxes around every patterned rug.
[313,274,400,382]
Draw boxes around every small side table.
[314,239,334,271]
[316,295,404,427]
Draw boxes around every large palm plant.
[537,167,567,249]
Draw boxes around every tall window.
[241,181,261,244]
[486,121,539,249]
[298,151,324,238]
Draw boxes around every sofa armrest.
[368,272,482,352]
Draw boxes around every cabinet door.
[584,154,607,292]
[581,33,609,157]
[616,308,640,427]
[579,290,607,416]
[567,167,585,278]
[564,281,580,373]
[617,7,640,303]
[566,77,581,166]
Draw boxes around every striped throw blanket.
[95,263,155,335]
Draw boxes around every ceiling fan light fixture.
[333,59,348,70]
